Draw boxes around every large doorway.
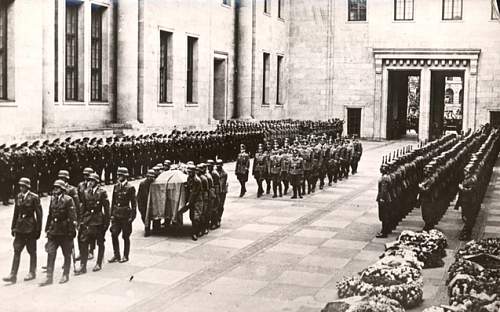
[347,108,361,137]
[430,70,464,140]
[213,57,227,120]
[387,70,420,140]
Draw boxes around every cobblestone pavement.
[0,139,497,312]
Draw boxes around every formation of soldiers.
[2,166,137,286]
[456,126,500,240]
[236,135,363,199]
[376,125,500,239]
[0,119,343,205]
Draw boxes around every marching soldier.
[208,160,221,230]
[289,148,304,199]
[351,136,363,174]
[235,144,250,197]
[3,178,42,284]
[40,180,77,286]
[216,159,228,227]
[75,173,110,274]
[76,167,95,262]
[280,147,291,195]
[300,141,313,195]
[268,149,282,198]
[253,144,268,197]
[108,167,136,263]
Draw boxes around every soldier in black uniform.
[289,148,304,199]
[108,167,137,263]
[75,173,110,274]
[216,159,228,227]
[253,144,268,197]
[376,164,393,238]
[138,169,156,226]
[235,144,250,197]
[40,179,78,286]
[3,178,42,284]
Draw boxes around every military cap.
[83,167,94,175]
[156,163,164,170]
[117,167,129,176]
[53,138,61,144]
[90,137,97,143]
[216,159,223,165]
[164,160,172,166]
[0,144,4,149]
[58,170,70,180]
[88,173,100,182]
[240,144,246,149]
[65,137,72,142]
[97,138,103,144]
[106,137,113,143]
[196,163,206,171]
[18,177,31,189]
[83,137,90,142]
[187,164,196,171]
[187,161,195,166]
[9,143,17,149]
[206,159,215,165]
[42,140,50,145]
[32,140,40,146]
[53,179,67,191]
[146,169,156,177]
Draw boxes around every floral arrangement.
[321,294,405,312]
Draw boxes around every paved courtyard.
[0,139,498,312]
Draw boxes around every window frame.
[278,0,283,19]
[276,55,284,105]
[159,30,173,104]
[264,0,271,15]
[442,0,463,21]
[90,5,103,102]
[186,36,198,104]
[65,3,79,101]
[348,0,367,22]
[0,2,8,100]
[262,52,270,105]
[394,0,414,21]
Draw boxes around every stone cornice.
[372,48,481,75]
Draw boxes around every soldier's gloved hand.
[11,230,15,237]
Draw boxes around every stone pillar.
[419,67,431,141]
[235,0,254,119]
[116,0,139,124]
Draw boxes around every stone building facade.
[0,0,499,141]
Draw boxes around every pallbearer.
[75,173,110,274]
[3,178,42,284]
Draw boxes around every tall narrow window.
[442,0,462,20]
[264,0,271,14]
[278,0,283,18]
[394,0,413,21]
[348,0,367,21]
[0,2,7,100]
[54,0,58,101]
[159,31,173,103]
[65,4,79,101]
[91,5,103,101]
[262,52,270,105]
[276,55,283,105]
[187,36,198,103]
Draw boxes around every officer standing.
[289,148,304,199]
[197,164,210,236]
[75,173,110,274]
[40,180,77,286]
[280,147,291,195]
[108,167,136,263]
[376,164,393,238]
[235,144,250,197]
[3,178,42,284]
[216,159,227,227]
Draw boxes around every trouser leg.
[45,239,59,278]
[122,222,132,259]
[10,236,26,276]
[96,235,105,266]
[79,240,89,269]
[60,239,73,276]
[110,223,122,258]
[26,238,37,274]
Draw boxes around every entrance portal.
[386,70,420,140]
[347,108,361,137]
[430,70,464,140]
[213,57,227,120]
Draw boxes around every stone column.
[116,0,139,124]
[418,67,431,141]
[235,0,254,119]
